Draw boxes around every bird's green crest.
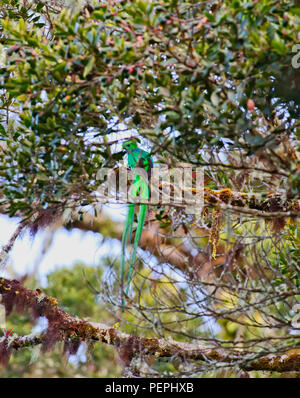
[122,139,139,151]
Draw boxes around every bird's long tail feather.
[125,203,147,298]
[122,179,149,310]
[121,203,135,309]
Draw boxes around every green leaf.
[83,56,95,78]
[290,8,300,17]
[35,2,45,12]
[271,39,286,55]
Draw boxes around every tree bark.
[0,277,299,372]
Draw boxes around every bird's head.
[122,140,138,152]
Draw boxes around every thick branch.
[0,277,299,372]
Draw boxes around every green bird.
[120,139,153,311]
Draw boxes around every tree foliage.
[0,0,299,378]
[0,264,123,377]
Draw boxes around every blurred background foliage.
[1,263,123,377]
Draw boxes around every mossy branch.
[0,277,299,372]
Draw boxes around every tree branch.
[0,277,299,372]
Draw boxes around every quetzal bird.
[120,140,153,311]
